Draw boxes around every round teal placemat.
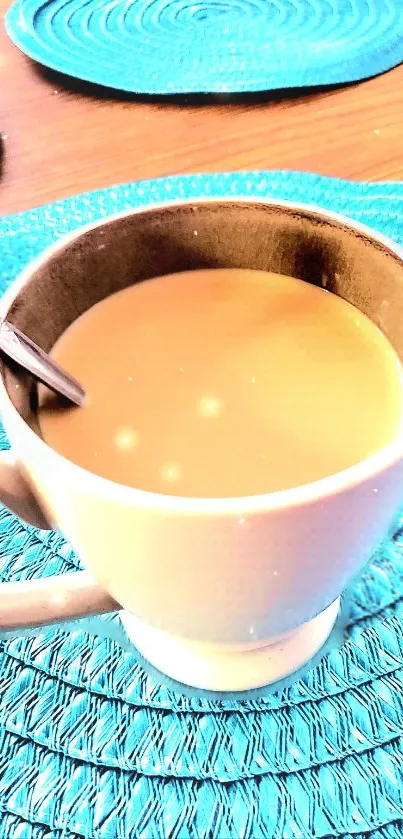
[1,171,403,836]
[5,0,403,94]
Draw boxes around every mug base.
[120,598,340,692]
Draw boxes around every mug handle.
[0,449,119,631]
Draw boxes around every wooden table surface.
[1,0,403,215]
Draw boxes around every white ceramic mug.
[1,197,403,691]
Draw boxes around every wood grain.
[1,0,403,215]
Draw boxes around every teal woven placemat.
[1,171,403,837]
[5,0,403,94]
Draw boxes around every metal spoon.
[0,317,86,407]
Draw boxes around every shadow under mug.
[1,197,403,691]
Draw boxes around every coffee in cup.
[1,198,403,691]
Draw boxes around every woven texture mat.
[6,0,403,94]
[1,171,403,837]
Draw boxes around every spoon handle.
[0,318,86,407]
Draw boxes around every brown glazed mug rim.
[1,194,403,517]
